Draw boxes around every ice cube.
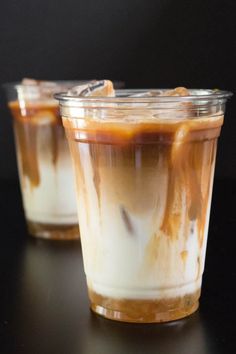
[129,87,193,120]
[159,87,193,117]
[22,78,38,86]
[21,78,61,100]
[68,80,115,97]
[22,78,59,90]
[160,87,190,96]
[128,91,162,98]
[129,87,189,98]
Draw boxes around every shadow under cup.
[5,82,80,240]
[56,89,232,322]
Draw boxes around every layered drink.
[56,81,231,321]
[6,80,80,239]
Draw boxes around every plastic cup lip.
[2,80,87,91]
[2,81,89,103]
[2,81,126,103]
[2,80,125,91]
[55,88,233,105]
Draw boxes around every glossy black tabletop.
[0,179,236,354]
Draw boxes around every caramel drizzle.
[160,135,217,246]
[89,144,101,211]
[63,115,220,274]
[197,140,217,248]
[9,102,61,188]
[50,123,59,165]
[69,140,89,226]
[14,118,40,187]
[181,250,188,263]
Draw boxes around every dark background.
[0,2,236,353]
[0,0,235,180]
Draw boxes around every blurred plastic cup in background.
[5,80,81,240]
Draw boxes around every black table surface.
[0,178,236,354]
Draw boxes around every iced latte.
[56,81,231,321]
[6,80,80,239]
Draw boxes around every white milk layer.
[16,124,78,225]
[23,160,78,224]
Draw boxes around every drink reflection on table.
[82,312,210,354]
[14,238,88,353]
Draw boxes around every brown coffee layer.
[89,288,200,323]
[67,123,218,245]
[9,101,64,187]
[27,220,80,240]
[64,115,223,144]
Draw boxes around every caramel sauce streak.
[50,124,59,165]
[89,288,200,323]
[89,145,101,210]
[9,101,62,187]
[68,141,89,226]
[65,116,221,248]
[13,119,40,187]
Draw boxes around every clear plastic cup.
[56,89,232,321]
[5,81,81,240]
